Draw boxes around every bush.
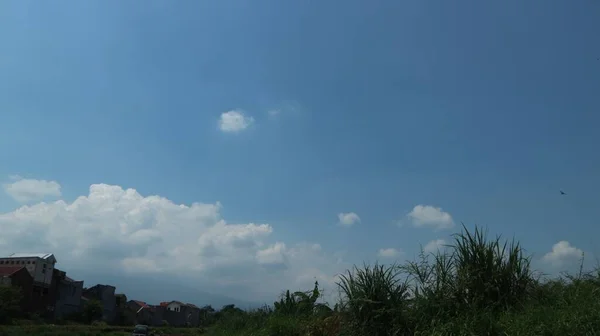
[0,285,23,324]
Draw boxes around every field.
[2,225,600,336]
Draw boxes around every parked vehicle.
[131,324,150,336]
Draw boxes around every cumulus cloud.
[3,176,62,203]
[338,212,360,227]
[542,241,583,267]
[256,242,287,265]
[0,183,347,303]
[378,248,402,258]
[423,239,447,254]
[407,205,454,230]
[218,110,254,132]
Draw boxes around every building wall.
[186,307,201,327]
[54,279,83,319]
[84,285,117,323]
[100,286,116,323]
[0,257,55,286]
[162,305,200,327]
[151,306,165,326]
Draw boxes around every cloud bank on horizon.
[0,177,583,303]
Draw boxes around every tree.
[199,305,216,326]
[274,281,330,317]
[0,285,23,323]
[83,299,103,324]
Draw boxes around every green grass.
[3,225,599,335]
[0,325,206,336]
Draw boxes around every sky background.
[1,0,599,306]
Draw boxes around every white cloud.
[338,212,360,227]
[542,241,583,267]
[423,239,447,254]
[3,176,62,203]
[407,205,454,230]
[267,109,280,117]
[256,242,287,265]
[218,110,254,132]
[0,183,347,303]
[378,248,402,258]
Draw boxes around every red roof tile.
[0,266,25,276]
[133,300,150,309]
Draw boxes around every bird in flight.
[560,190,566,195]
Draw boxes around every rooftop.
[5,253,55,260]
[0,266,26,276]
[133,300,150,309]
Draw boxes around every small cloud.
[338,212,360,227]
[378,248,402,258]
[266,101,303,118]
[407,205,454,231]
[267,109,280,117]
[3,176,62,203]
[423,239,447,254]
[542,241,583,267]
[218,110,254,132]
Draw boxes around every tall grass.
[200,224,600,335]
[333,224,589,335]
[337,263,410,335]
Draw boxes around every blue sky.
[1,0,600,305]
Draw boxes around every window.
[27,261,30,264]
[0,261,3,264]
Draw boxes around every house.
[53,268,83,320]
[0,253,57,288]
[161,301,201,327]
[0,253,59,316]
[0,266,34,312]
[128,300,155,325]
[83,284,116,323]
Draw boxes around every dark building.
[53,268,83,320]
[0,266,34,312]
[161,301,201,327]
[83,284,117,323]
